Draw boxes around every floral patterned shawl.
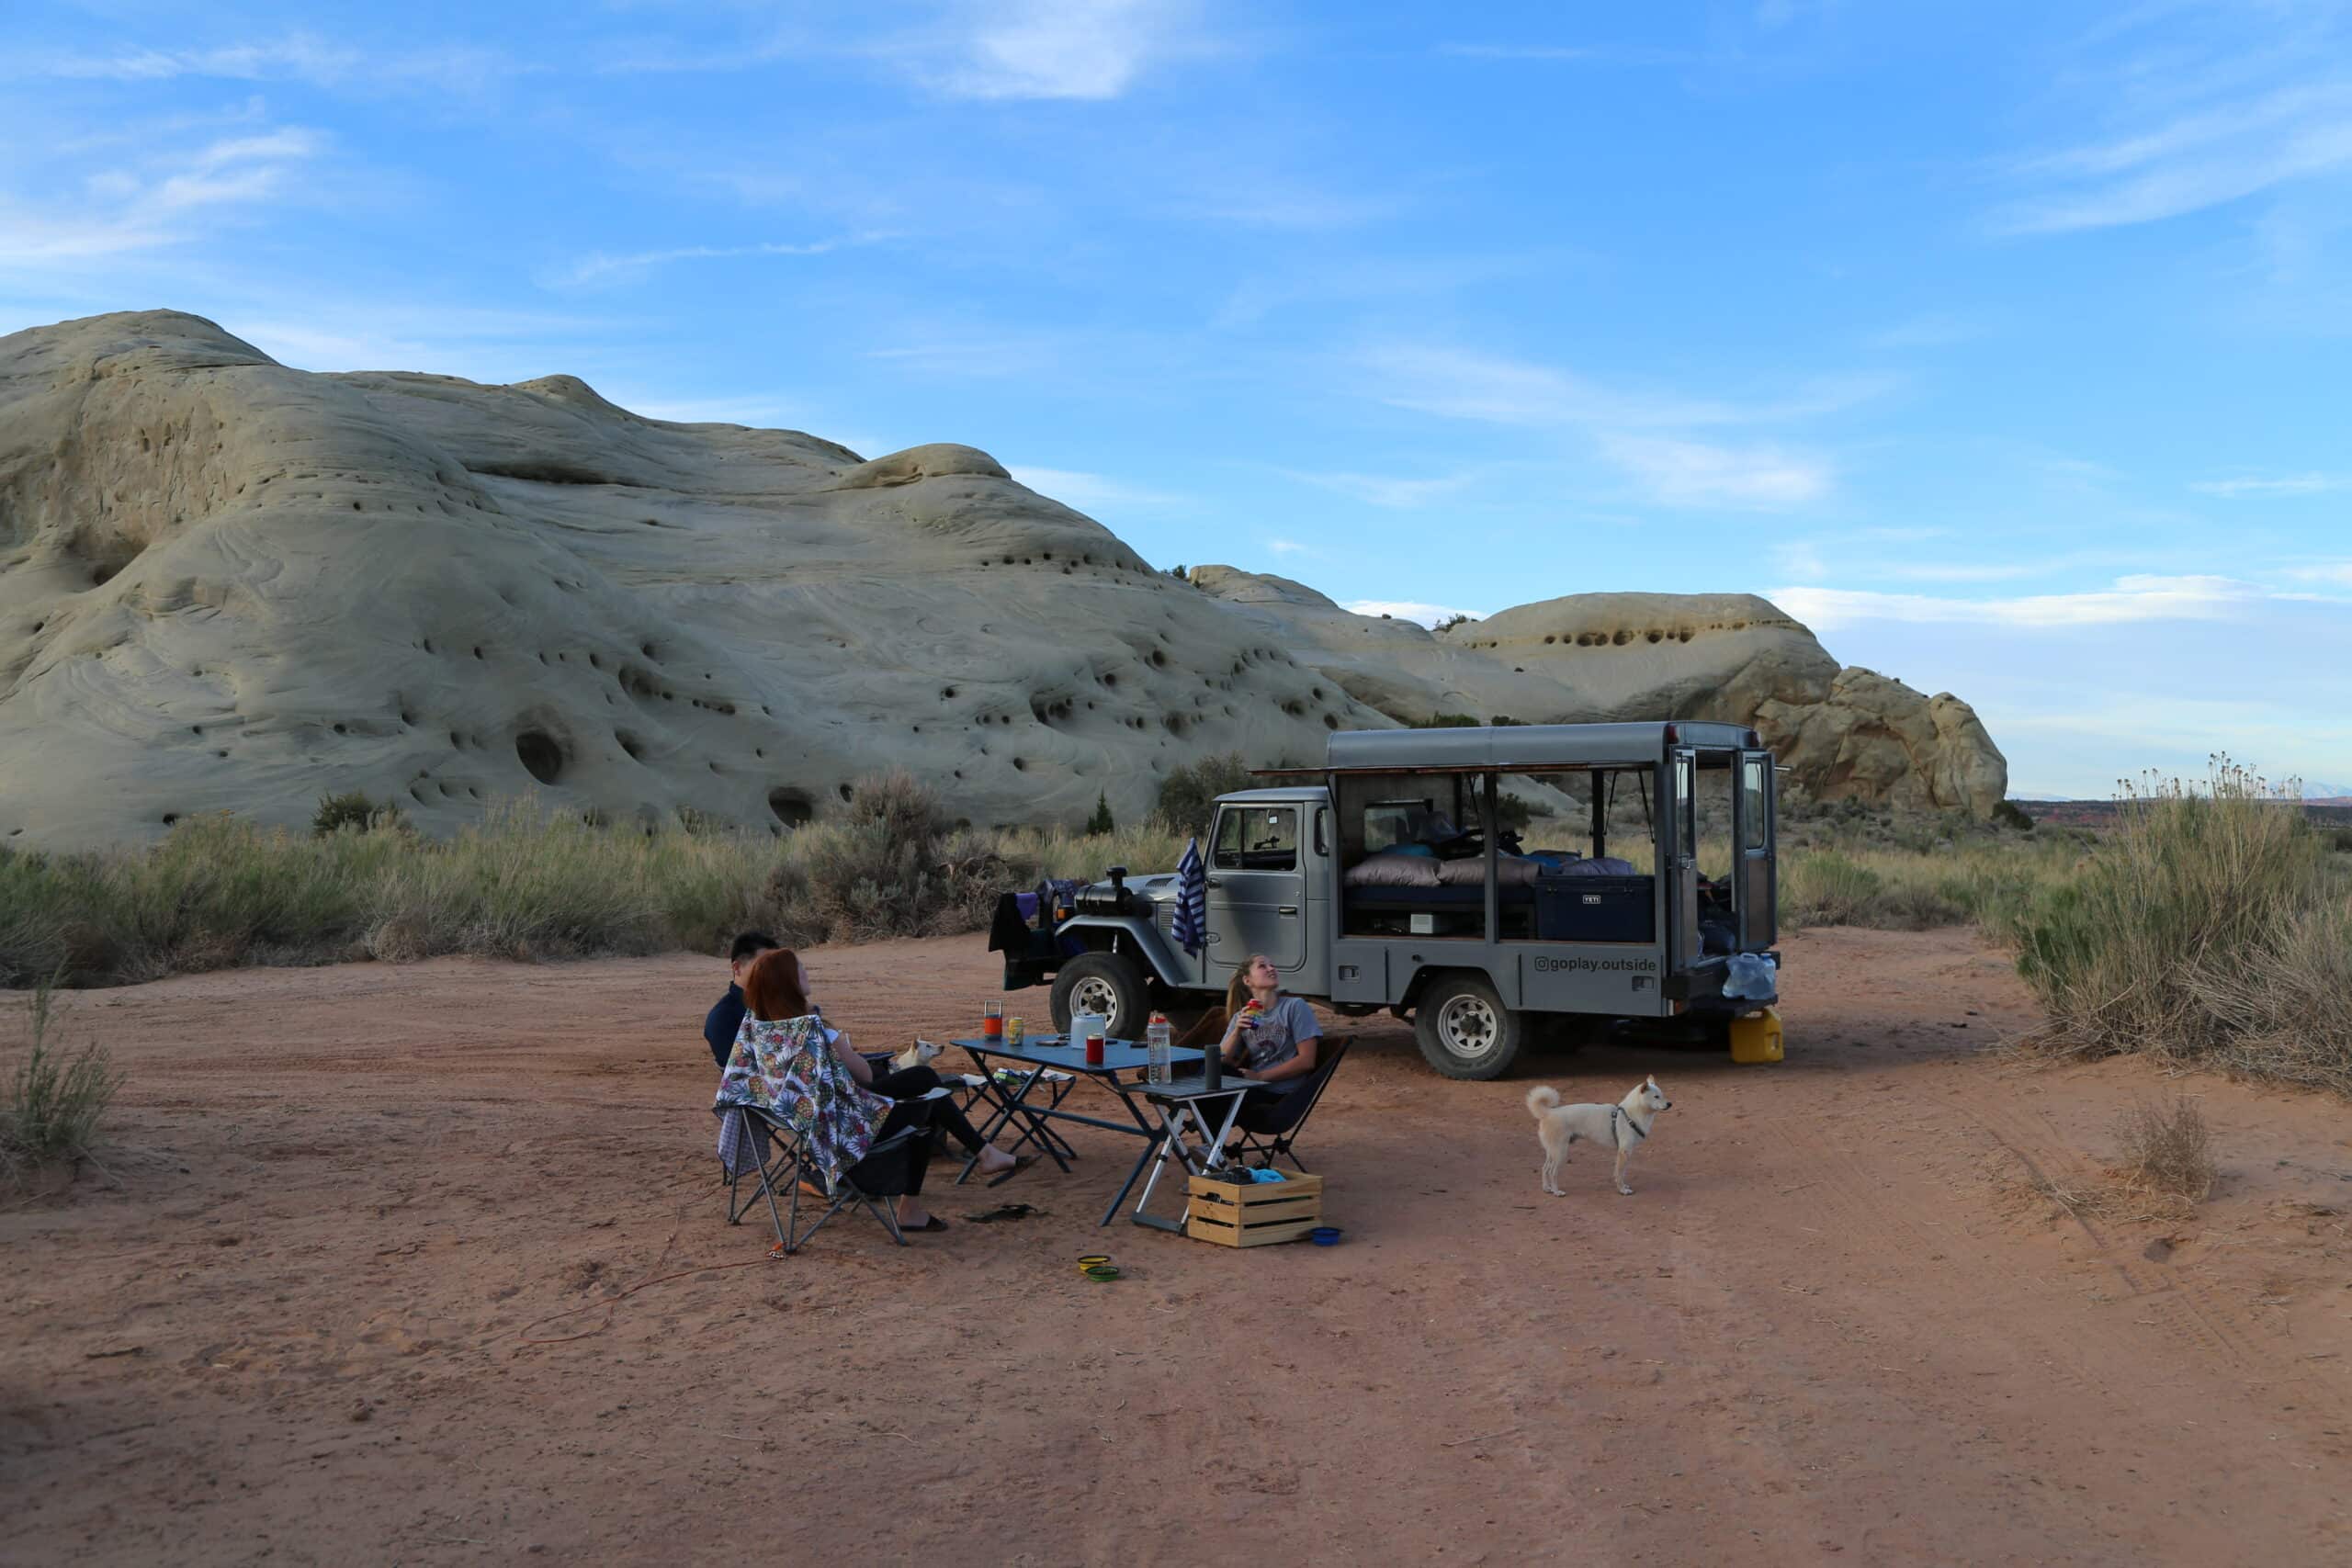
[715,1012,891,1188]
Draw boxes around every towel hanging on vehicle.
[1172,836,1207,957]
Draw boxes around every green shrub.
[2330,827,2352,853]
[1781,851,1883,927]
[1410,712,1481,728]
[1991,799,2035,832]
[312,791,403,836]
[1086,790,1115,835]
[3,978,121,1175]
[1154,751,1254,836]
[2008,759,2352,1092]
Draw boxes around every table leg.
[1120,1103,1191,1231]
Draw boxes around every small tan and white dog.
[892,1039,944,1072]
[1525,1077,1673,1197]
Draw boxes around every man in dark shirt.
[705,930,777,1070]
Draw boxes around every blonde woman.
[1216,953,1321,1100]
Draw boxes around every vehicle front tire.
[1412,973,1524,1079]
[1050,953,1149,1040]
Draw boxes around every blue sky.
[4,1,2349,797]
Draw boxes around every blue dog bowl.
[1309,1226,1342,1247]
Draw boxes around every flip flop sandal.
[906,1216,950,1233]
[966,1202,1035,1224]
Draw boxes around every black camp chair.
[716,1105,799,1226]
[1227,1035,1351,1173]
[741,1088,951,1255]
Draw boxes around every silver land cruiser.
[991,721,1781,1078]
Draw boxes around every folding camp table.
[951,1035,1208,1225]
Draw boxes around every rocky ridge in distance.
[0,310,2003,849]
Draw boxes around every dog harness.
[1612,1106,1648,1145]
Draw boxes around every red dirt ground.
[5,928,2349,1564]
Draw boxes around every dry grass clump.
[2007,757,2352,1094]
[0,779,1193,989]
[2,979,121,1180]
[2111,1095,2216,1201]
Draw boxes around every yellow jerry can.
[1729,1007,1783,1065]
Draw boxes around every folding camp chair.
[715,1104,800,1226]
[747,1087,952,1255]
[1227,1035,1351,1173]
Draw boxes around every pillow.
[1435,854,1544,886]
[1344,852,1442,888]
[1555,856,1637,876]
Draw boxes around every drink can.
[1006,1017,1024,1045]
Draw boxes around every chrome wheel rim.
[1071,976,1121,1030]
[1438,994,1500,1061]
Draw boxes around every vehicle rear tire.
[1050,953,1149,1040]
[1413,974,1524,1079]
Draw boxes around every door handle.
[1205,877,1223,888]
[1278,906,1298,915]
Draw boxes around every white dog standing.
[1525,1077,1673,1197]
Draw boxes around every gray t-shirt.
[1233,996,1321,1093]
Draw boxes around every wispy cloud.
[0,126,325,265]
[1867,312,1983,350]
[1278,468,1480,510]
[1597,433,1830,507]
[1344,599,1488,627]
[1170,181,1400,230]
[2191,472,2346,497]
[1264,537,1311,556]
[1362,344,1884,430]
[1772,574,2272,631]
[18,33,511,94]
[889,0,1212,102]
[1009,466,1183,512]
[552,235,886,288]
[2287,560,2352,587]
[1353,343,1869,510]
[1993,3,2352,236]
[1437,42,1696,67]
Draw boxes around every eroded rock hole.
[616,731,645,761]
[767,787,813,827]
[515,730,566,784]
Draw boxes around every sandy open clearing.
[6,928,2349,1564]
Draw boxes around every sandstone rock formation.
[0,310,2005,850]
[1190,573,2007,816]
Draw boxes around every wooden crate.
[1184,1173,1324,1247]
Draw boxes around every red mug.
[1084,1032,1106,1066]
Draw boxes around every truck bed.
[1342,875,1656,942]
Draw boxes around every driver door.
[1205,804,1305,984]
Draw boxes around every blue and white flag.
[1172,836,1207,958]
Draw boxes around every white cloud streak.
[1355,343,1864,510]
[1771,574,2271,631]
[0,127,324,264]
[901,0,1208,101]
[1993,14,2352,236]
[1010,466,1183,511]
[20,33,510,94]
[1279,468,1479,509]
[2191,472,2345,496]
[555,236,883,288]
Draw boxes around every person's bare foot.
[896,1200,933,1227]
[973,1145,1018,1178]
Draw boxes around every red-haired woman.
[738,948,1021,1230]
